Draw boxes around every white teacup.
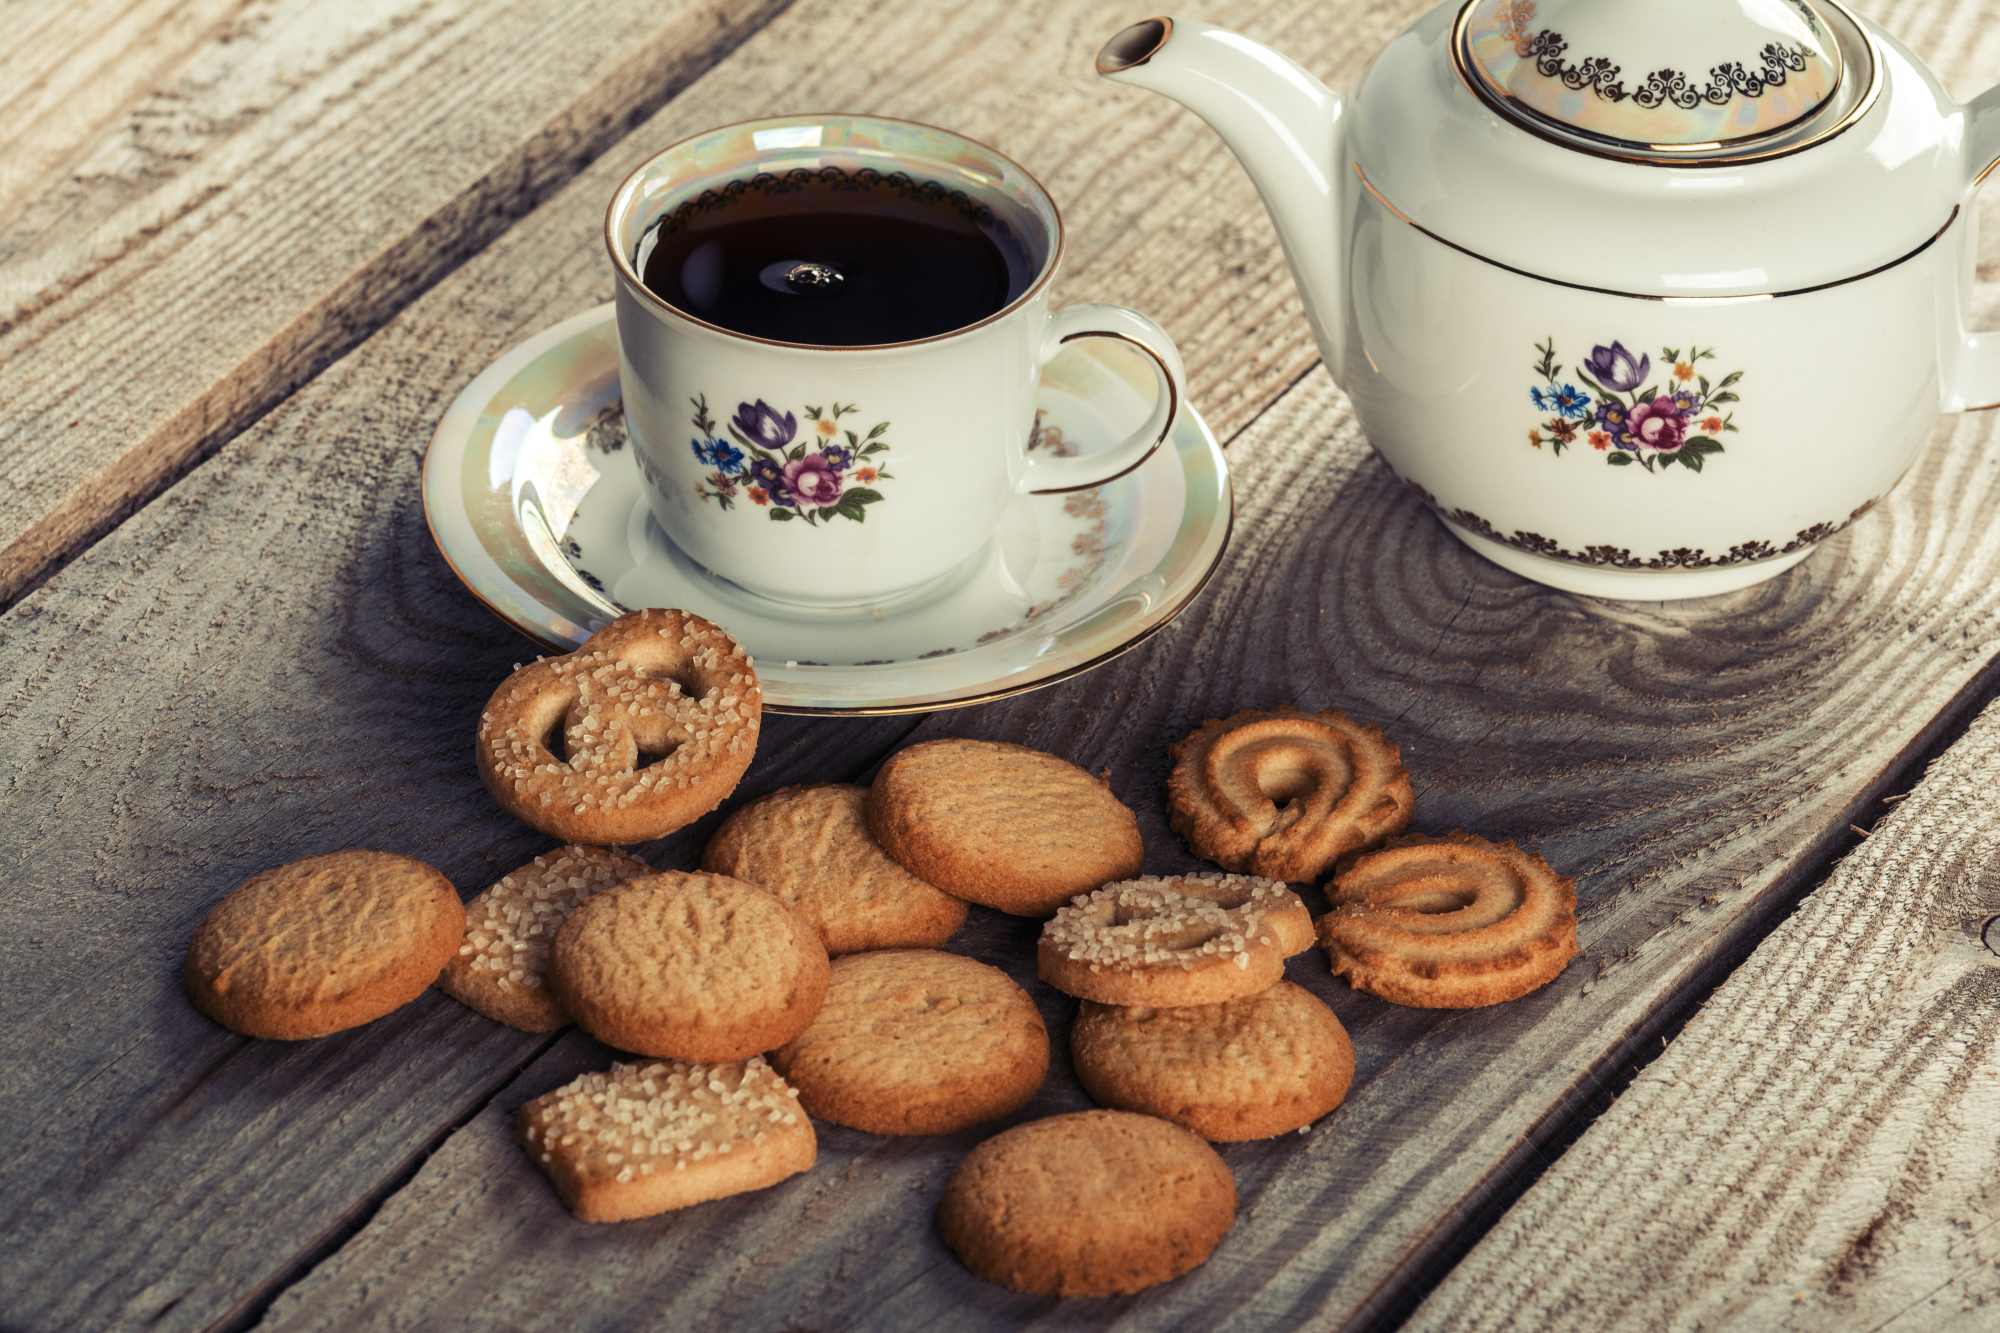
[605,114,1185,609]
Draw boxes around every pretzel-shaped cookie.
[476,609,761,845]
[1168,707,1412,883]
[1317,833,1577,1009]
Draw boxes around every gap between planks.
[1409,692,2000,1331]
[1363,663,2000,1332]
[4,2,1995,1329]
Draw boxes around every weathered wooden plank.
[0,0,1347,1325]
[250,345,2000,1330]
[0,0,790,608]
[1409,697,2000,1332]
[0,0,244,220]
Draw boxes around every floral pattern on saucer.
[689,395,893,523]
[1527,337,1743,473]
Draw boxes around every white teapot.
[1098,1,1999,598]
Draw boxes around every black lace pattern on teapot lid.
[1461,0,1848,154]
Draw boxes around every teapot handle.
[1947,85,2000,412]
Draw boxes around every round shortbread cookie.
[1168,706,1413,883]
[771,950,1048,1135]
[866,739,1142,916]
[937,1110,1237,1297]
[519,1056,814,1222]
[1037,873,1312,1007]
[185,850,465,1040]
[440,846,651,1032]
[1319,832,1578,1008]
[476,608,761,845]
[1071,982,1355,1141]
[703,785,967,955]
[549,871,828,1060]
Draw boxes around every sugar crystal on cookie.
[1038,873,1312,1008]
[518,1056,810,1221]
[475,610,762,845]
[452,848,646,992]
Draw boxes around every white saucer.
[423,304,1232,715]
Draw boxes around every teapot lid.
[1458,0,1849,160]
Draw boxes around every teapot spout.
[1097,17,1347,383]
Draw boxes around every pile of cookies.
[181,608,1581,1301]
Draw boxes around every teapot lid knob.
[1457,0,1856,161]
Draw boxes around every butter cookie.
[550,871,828,1060]
[703,784,966,954]
[185,850,465,1039]
[1037,873,1311,1007]
[441,845,650,1032]
[520,1056,813,1221]
[772,950,1048,1135]
[937,1109,1236,1297]
[1318,832,1578,1008]
[867,739,1142,916]
[476,608,760,845]
[1168,707,1412,882]
[1071,982,1354,1141]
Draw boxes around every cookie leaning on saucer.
[185,851,465,1039]
[440,845,650,1032]
[1319,832,1578,1008]
[549,871,828,1061]
[937,1109,1237,1297]
[520,1056,813,1222]
[1037,873,1312,1008]
[476,608,761,846]
[772,950,1048,1136]
[866,739,1142,917]
[703,784,967,955]
[1071,982,1355,1141]
[1168,706,1413,883]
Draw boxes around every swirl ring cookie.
[1168,707,1413,882]
[476,609,761,845]
[1037,874,1312,1007]
[1318,833,1578,1008]
[867,739,1142,917]
[772,950,1049,1135]
[938,1110,1237,1297]
[550,871,828,1061]
[1071,981,1355,1141]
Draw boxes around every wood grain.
[0,0,789,608]
[0,0,245,220]
[1410,697,2000,1332]
[0,0,1349,1325]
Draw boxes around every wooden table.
[3,2,1996,1329]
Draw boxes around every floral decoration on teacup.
[689,395,894,524]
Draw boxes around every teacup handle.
[1020,304,1186,493]
[1948,84,2000,412]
